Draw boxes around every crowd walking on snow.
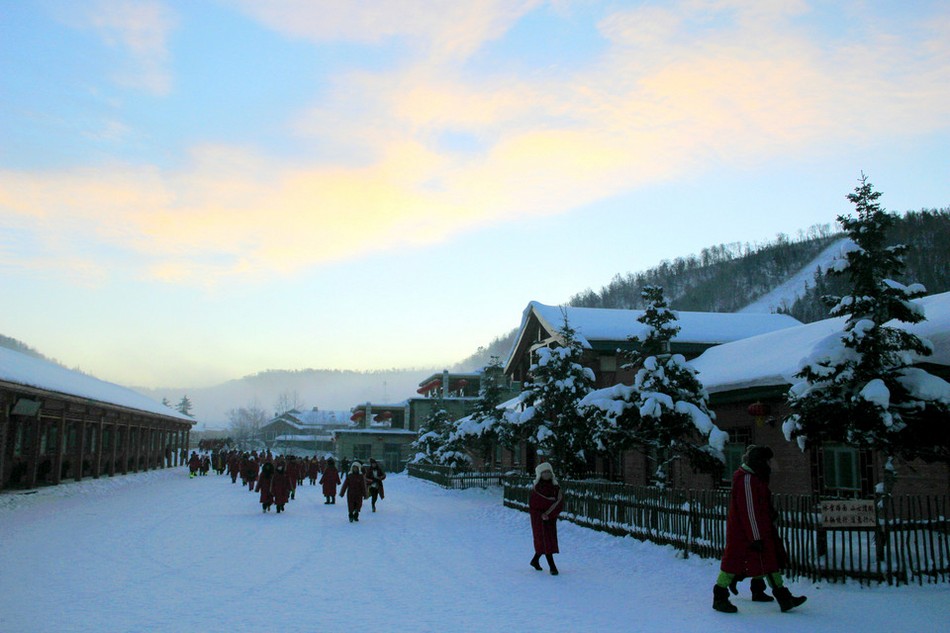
[185,449,387,521]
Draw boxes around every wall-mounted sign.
[820,500,876,528]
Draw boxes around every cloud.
[3,1,948,284]
[233,0,542,61]
[56,0,177,94]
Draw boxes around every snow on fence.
[501,476,950,587]
[406,463,511,489]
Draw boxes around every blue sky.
[1,0,948,389]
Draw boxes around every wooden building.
[1,346,195,491]
[504,301,802,388]
[492,297,949,497]
[688,291,950,497]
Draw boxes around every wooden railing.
[501,475,950,586]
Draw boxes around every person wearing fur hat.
[529,462,564,575]
[320,458,341,504]
[713,445,806,614]
[339,461,367,522]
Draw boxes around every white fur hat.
[350,461,362,472]
[534,462,558,486]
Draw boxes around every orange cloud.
[3,1,948,284]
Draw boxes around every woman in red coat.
[271,462,293,513]
[713,445,806,614]
[256,461,275,512]
[308,458,320,486]
[187,452,200,478]
[320,458,341,504]
[339,462,366,523]
[529,462,564,575]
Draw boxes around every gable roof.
[0,346,195,422]
[505,301,802,372]
[692,291,950,395]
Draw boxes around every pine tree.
[409,401,452,465]
[177,395,194,418]
[448,357,508,464]
[784,175,950,486]
[498,315,595,478]
[579,286,727,487]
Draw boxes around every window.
[721,427,753,484]
[822,444,861,494]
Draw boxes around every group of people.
[185,449,387,522]
[527,445,806,615]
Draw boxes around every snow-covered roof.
[693,292,950,394]
[0,346,195,422]
[505,301,802,371]
[275,434,333,442]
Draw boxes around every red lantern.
[747,401,771,428]
[458,379,468,388]
[747,402,771,417]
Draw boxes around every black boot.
[262,503,267,513]
[545,554,558,576]
[354,512,359,522]
[348,512,354,522]
[773,587,806,612]
[750,577,774,602]
[713,585,738,613]
[530,554,542,571]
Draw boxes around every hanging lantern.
[747,401,771,427]
[458,379,468,389]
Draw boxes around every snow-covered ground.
[1,470,947,633]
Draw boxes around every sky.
[1,0,948,390]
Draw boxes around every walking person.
[187,451,200,479]
[713,445,806,614]
[271,461,293,514]
[529,462,564,575]
[256,460,275,513]
[365,458,386,512]
[320,458,341,504]
[339,462,366,523]
[308,457,320,486]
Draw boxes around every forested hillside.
[455,209,950,370]
[785,209,950,322]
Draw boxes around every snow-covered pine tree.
[446,357,507,465]
[499,315,595,478]
[177,395,194,418]
[784,175,950,485]
[579,285,726,487]
[409,400,452,465]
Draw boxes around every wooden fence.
[406,463,511,489]
[501,476,950,586]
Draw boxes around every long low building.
[1,346,195,491]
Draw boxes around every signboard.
[820,500,876,528]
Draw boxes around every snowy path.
[1,469,947,632]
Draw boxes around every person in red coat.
[256,461,275,512]
[529,462,564,575]
[244,456,259,492]
[339,462,366,522]
[320,459,341,504]
[187,452,200,478]
[365,458,386,512]
[227,452,240,484]
[713,445,806,613]
[308,458,320,486]
[271,462,293,513]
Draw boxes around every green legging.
[716,571,784,589]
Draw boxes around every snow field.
[1,469,947,632]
